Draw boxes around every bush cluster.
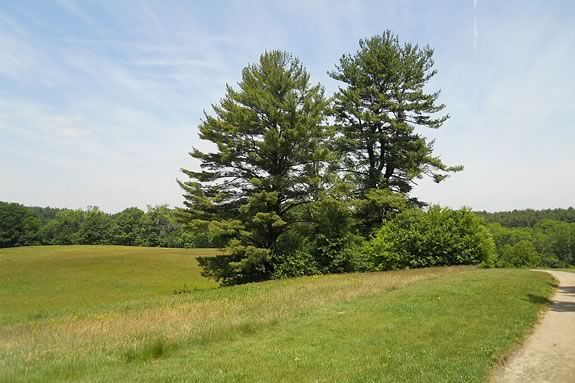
[197,202,497,285]
[364,206,495,270]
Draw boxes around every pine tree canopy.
[330,30,462,197]
[178,50,332,283]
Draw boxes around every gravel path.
[492,270,575,383]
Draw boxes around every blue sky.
[1,0,573,212]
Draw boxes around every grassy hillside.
[0,246,218,324]
[0,246,554,382]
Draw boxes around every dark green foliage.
[487,218,575,268]
[270,198,361,278]
[0,201,209,249]
[365,206,495,270]
[136,205,183,247]
[38,209,83,245]
[77,207,114,245]
[353,189,410,236]
[112,207,145,246]
[271,230,319,279]
[197,253,240,286]
[198,243,272,286]
[478,207,575,227]
[196,196,363,283]
[27,206,62,222]
[486,223,533,249]
[178,50,332,284]
[330,31,462,232]
[496,240,541,268]
[534,220,575,266]
[0,202,40,247]
[304,197,359,273]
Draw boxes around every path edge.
[487,269,558,382]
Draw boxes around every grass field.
[0,246,218,324]
[0,246,555,382]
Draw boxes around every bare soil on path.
[492,270,575,383]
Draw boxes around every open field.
[0,246,218,324]
[0,246,555,382]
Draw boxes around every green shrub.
[343,238,375,272]
[496,240,541,268]
[307,197,358,273]
[366,206,496,270]
[273,247,320,279]
[273,197,360,278]
[198,241,272,286]
[272,231,320,279]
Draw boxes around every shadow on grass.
[524,285,575,313]
[525,294,553,306]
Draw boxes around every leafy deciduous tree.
[39,209,83,245]
[112,207,145,246]
[137,205,182,247]
[0,202,40,247]
[77,206,113,245]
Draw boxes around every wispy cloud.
[53,0,97,25]
[473,0,478,51]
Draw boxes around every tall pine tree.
[178,51,332,285]
[330,31,462,232]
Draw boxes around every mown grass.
[0,246,555,382]
[0,246,218,324]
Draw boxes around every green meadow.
[0,246,554,382]
[0,246,218,324]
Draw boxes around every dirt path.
[492,270,575,383]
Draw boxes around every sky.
[0,0,574,213]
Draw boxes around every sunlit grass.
[0,245,218,324]
[0,246,554,382]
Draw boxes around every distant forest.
[0,201,220,249]
[2,201,573,259]
[477,207,575,227]
[477,207,575,268]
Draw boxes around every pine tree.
[178,51,332,284]
[330,31,462,232]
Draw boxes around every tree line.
[0,201,218,249]
[477,208,575,227]
[477,208,575,268]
